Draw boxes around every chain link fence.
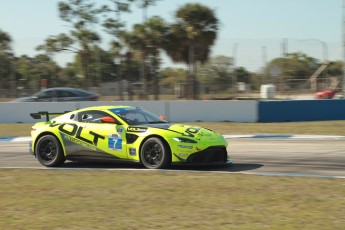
[0,75,342,101]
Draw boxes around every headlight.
[173,137,197,144]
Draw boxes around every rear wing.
[30,111,70,122]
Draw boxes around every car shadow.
[60,161,144,169]
[59,161,263,172]
[169,163,263,172]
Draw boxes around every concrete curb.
[0,136,31,142]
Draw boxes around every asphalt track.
[0,139,344,178]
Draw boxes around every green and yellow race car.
[30,106,231,169]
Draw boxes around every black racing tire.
[35,135,65,167]
[140,137,170,169]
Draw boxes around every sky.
[0,0,343,71]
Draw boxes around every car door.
[76,110,128,160]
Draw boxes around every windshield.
[109,107,167,125]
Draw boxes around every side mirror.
[101,116,115,123]
[159,115,167,121]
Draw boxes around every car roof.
[76,105,134,112]
[40,87,95,93]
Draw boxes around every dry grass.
[0,124,33,136]
[187,120,345,136]
[0,169,344,230]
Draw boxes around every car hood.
[144,123,222,140]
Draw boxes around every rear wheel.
[140,137,170,169]
[35,135,65,167]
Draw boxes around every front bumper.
[172,146,232,166]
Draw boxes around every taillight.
[90,96,98,101]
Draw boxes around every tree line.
[0,0,219,99]
[0,0,343,99]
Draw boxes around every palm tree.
[122,16,167,100]
[137,0,160,22]
[0,29,14,96]
[164,3,219,99]
[0,29,12,53]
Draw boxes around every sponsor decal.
[129,148,136,156]
[57,123,105,147]
[179,153,188,158]
[127,127,147,132]
[109,107,139,116]
[178,145,193,149]
[62,134,97,151]
[108,134,122,151]
[109,108,129,114]
[195,131,204,140]
[185,127,201,137]
[117,127,123,133]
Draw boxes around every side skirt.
[66,155,140,164]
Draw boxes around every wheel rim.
[143,142,163,167]
[38,139,57,162]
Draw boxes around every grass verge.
[1,120,345,136]
[0,169,344,230]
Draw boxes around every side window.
[78,110,120,124]
[57,90,76,98]
[39,90,53,99]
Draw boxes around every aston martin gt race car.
[30,106,231,169]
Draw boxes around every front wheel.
[140,137,170,169]
[35,135,65,167]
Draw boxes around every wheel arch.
[138,134,172,162]
[33,132,66,157]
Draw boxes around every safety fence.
[0,75,341,102]
[1,99,345,123]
